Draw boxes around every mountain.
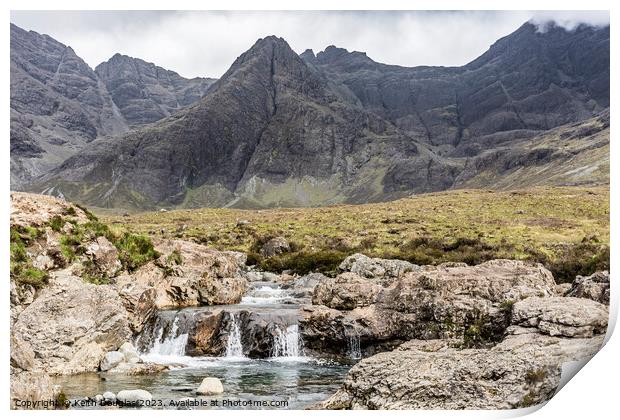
[10,23,216,189]
[95,54,216,126]
[306,22,609,156]
[23,22,610,210]
[10,23,127,188]
[33,36,457,209]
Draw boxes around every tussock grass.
[99,186,609,282]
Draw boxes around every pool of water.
[55,281,351,409]
[55,356,350,409]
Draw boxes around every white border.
[2,2,616,420]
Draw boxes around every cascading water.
[345,328,362,360]
[148,316,189,356]
[241,282,293,305]
[224,313,246,358]
[271,324,304,358]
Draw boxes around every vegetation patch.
[114,232,160,272]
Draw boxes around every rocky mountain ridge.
[12,22,610,209]
[10,23,215,189]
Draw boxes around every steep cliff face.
[10,24,128,188]
[308,23,609,155]
[16,21,610,210]
[35,36,457,209]
[95,54,216,126]
[10,24,217,189]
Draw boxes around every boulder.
[85,236,122,277]
[102,391,116,401]
[302,259,558,356]
[512,296,608,338]
[260,236,290,257]
[198,276,247,306]
[318,332,605,410]
[116,389,153,405]
[566,271,610,305]
[312,273,383,309]
[118,342,141,363]
[100,351,126,371]
[196,377,224,395]
[10,333,35,371]
[12,270,132,374]
[107,362,167,375]
[339,253,419,280]
[10,371,60,409]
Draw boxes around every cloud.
[529,10,610,32]
[9,11,609,79]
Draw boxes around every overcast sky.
[10,11,610,79]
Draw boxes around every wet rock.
[197,377,224,395]
[115,270,158,333]
[566,271,609,305]
[12,270,132,374]
[119,342,141,363]
[116,389,153,405]
[260,236,290,257]
[100,351,125,371]
[107,362,168,375]
[511,297,608,338]
[339,253,419,280]
[198,276,247,306]
[313,273,383,309]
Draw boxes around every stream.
[55,281,353,409]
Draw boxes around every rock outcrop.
[302,258,556,355]
[12,270,132,375]
[566,271,610,305]
[318,333,604,409]
[116,239,247,312]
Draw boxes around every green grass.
[98,186,609,283]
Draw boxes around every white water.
[271,324,304,359]
[147,316,189,357]
[241,284,291,305]
[225,313,246,359]
[346,329,362,360]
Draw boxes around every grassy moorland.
[99,186,609,283]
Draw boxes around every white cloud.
[9,11,610,79]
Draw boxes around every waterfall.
[271,324,304,358]
[149,316,189,356]
[137,311,190,358]
[225,313,245,358]
[345,328,362,360]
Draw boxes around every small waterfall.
[137,311,191,359]
[241,283,292,305]
[148,316,189,356]
[225,313,245,358]
[345,328,362,360]
[271,324,304,358]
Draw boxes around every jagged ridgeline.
[12,22,609,209]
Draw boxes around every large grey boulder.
[511,297,608,338]
[318,332,605,410]
[12,270,132,375]
[302,259,557,355]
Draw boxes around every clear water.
[55,282,351,409]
